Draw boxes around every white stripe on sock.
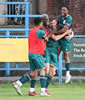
[41,88,45,92]
[16,80,22,87]
[30,88,35,92]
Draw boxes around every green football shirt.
[57,14,73,29]
[46,26,59,49]
[36,29,46,40]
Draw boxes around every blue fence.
[0,2,85,84]
[0,2,41,76]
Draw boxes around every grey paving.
[0,76,85,83]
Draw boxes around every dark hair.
[49,15,56,21]
[62,6,69,10]
[34,17,42,26]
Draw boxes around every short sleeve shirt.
[57,14,73,29]
[36,30,46,40]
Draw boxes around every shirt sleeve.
[64,16,72,28]
[36,30,47,40]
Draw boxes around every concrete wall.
[0,0,7,25]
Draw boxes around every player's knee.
[50,70,56,77]
[40,68,45,75]
[45,67,50,74]
[31,73,36,78]
[50,72,55,77]
[45,63,50,74]
[45,69,49,75]
[45,63,50,68]
[64,52,69,58]
[64,52,70,62]
[31,71,37,78]
[34,73,37,78]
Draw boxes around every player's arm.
[36,30,48,42]
[56,26,68,34]
[50,30,71,41]
[44,37,48,42]
[48,17,72,38]
[41,30,48,42]
[56,16,72,34]
[65,31,74,40]
[47,26,68,38]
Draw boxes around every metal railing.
[0,2,85,84]
[0,2,41,76]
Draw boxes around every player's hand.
[47,29,56,38]
[65,31,74,40]
[65,34,73,40]
[44,37,48,42]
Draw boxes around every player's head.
[42,14,49,26]
[61,7,69,17]
[34,17,43,28]
[49,16,57,29]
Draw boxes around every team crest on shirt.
[63,20,66,24]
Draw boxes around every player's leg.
[45,50,50,75]
[45,62,51,95]
[29,54,48,96]
[60,38,72,83]
[49,66,56,77]
[46,65,56,88]
[57,46,62,57]
[35,55,48,96]
[12,54,37,95]
[45,62,50,75]
[46,52,57,90]
[40,68,49,96]
[12,71,34,95]
[44,50,51,95]
[29,70,39,96]
[63,51,71,84]
[46,67,57,89]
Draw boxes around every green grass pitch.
[0,82,85,100]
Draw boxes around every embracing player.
[13,17,49,96]
[56,7,74,83]
[44,16,73,91]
